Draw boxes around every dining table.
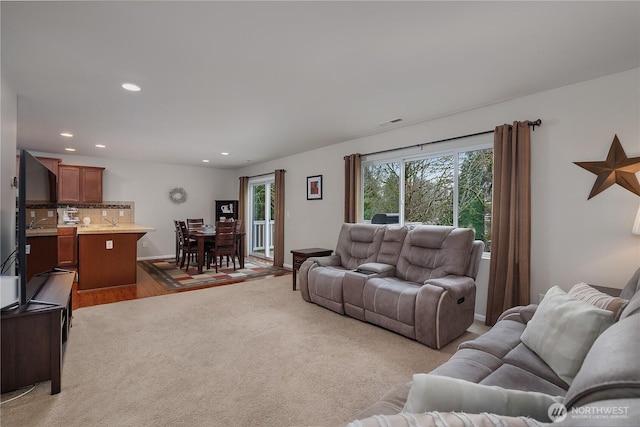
[188,229,245,274]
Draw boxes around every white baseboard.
[137,254,174,261]
[474,313,486,323]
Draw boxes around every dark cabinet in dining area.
[215,200,238,222]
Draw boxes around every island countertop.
[26,224,156,237]
[76,223,156,235]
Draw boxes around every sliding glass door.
[249,177,275,260]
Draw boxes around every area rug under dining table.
[138,258,290,290]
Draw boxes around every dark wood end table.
[290,248,333,291]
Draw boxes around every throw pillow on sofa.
[568,282,628,320]
[347,411,543,427]
[521,286,614,385]
[402,374,562,422]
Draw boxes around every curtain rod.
[244,169,286,179]
[363,119,541,157]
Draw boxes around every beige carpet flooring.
[0,275,487,427]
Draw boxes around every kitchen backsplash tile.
[24,201,136,226]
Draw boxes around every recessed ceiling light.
[221,152,229,156]
[202,159,210,163]
[121,83,141,92]
[65,148,76,152]
[60,132,74,137]
[95,144,106,148]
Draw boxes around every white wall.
[26,152,237,259]
[1,71,18,265]
[3,69,638,318]
[236,69,640,317]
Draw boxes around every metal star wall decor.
[574,135,640,199]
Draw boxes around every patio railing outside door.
[251,220,275,257]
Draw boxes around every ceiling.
[2,1,639,169]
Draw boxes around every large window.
[362,144,493,251]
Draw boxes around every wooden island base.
[78,232,145,290]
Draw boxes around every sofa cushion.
[402,374,561,421]
[308,266,349,314]
[433,318,568,395]
[376,226,408,266]
[502,343,569,391]
[396,226,474,283]
[563,313,640,409]
[521,286,614,385]
[619,288,640,320]
[569,282,628,320]
[363,277,421,326]
[429,348,503,383]
[481,363,568,397]
[458,319,525,359]
[335,223,385,269]
[619,267,640,300]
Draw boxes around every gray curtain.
[344,153,362,223]
[486,121,532,326]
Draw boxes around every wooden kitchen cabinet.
[26,236,58,282]
[16,155,60,202]
[57,165,80,202]
[78,233,141,290]
[80,167,104,203]
[57,227,78,267]
[37,157,61,175]
[57,165,104,203]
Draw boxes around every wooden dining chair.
[234,219,243,262]
[173,220,181,264]
[207,221,237,273]
[186,218,204,231]
[178,220,199,270]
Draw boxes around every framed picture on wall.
[307,175,322,200]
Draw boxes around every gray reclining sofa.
[344,268,640,427]
[299,223,484,349]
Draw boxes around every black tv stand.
[28,299,58,307]
[1,271,74,394]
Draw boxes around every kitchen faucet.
[102,217,117,227]
[29,218,49,229]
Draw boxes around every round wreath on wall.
[169,187,188,204]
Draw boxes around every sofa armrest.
[424,275,475,301]
[497,304,538,324]
[356,262,396,276]
[309,254,342,267]
[342,382,412,424]
[415,279,476,348]
[590,284,622,297]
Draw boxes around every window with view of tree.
[362,146,493,252]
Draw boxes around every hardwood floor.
[72,257,288,310]
[72,266,176,310]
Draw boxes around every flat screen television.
[14,149,58,311]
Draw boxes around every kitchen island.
[76,223,155,290]
[26,223,155,290]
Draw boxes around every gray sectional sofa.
[343,268,640,427]
[299,223,484,349]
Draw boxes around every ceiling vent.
[379,118,403,127]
